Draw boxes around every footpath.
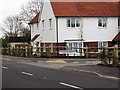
[2,55,120,80]
[33,59,119,80]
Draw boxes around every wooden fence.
[0,46,120,57]
[0,45,119,65]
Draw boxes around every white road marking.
[21,72,33,76]
[2,58,11,61]
[60,82,83,89]
[2,66,8,69]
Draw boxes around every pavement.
[2,55,120,80]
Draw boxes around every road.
[2,56,119,89]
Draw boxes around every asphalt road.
[2,57,119,89]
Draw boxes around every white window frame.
[98,17,107,28]
[32,24,34,32]
[73,43,78,52]
[69,43,72,51]
[68,42,83,52]
[98,42,107,51]
[66,18,80,28]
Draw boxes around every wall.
[10,42,28,48]
[58,17,118,42]
[31,23,40,41]
[39,0,57,43]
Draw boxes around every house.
[8,37,31,48]
[29,0,120,57]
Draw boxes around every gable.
[51,2,119,17]
[28,12,40,24]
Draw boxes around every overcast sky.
[0,0,30,38]
[0,0,119,38]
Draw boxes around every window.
[42,20,44,30]
[98,42,107,50]
[69,43,72,50]
[37,23,39,30]
[71,18,75,27]
[32,24,34,32]
[49,18,52,29]
[98,18,107,28]
[76,18,80,27]
[67,18,80,28]
[73,43,78,51]
[67,19,71,27]
[118,18,120,26]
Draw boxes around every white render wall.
[39,0,57,43]
[31,23,40,41]
[58,17,118,42]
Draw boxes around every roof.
[28,12,40,24]
[31,34,40,42]
[8,37,31,43]
[51,2,119,17]
[113,32,120,42]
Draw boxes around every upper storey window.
[98,17,107,28]
[67,18,80,28]
[118,18,120,27]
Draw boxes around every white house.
[29,0,120,56]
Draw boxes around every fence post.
[30,46,32,57]
[8,46,10,55]
[25,46,27,57]
[113,44,118,65]
[86,46,88,58]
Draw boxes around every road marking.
[60,82,83,90]
[21,72,33,76]
[2,66,8,69]
[2,58,11,61]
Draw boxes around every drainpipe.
[56,17,59,56]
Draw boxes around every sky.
[0,0,30,38]
[0,0,119,38]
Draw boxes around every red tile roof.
[113,32,120,42]
[51,2,119,17]
[28,12,40,24]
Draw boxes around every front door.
[67,42,84,56]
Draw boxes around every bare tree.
[1,16,23,38]
[19,0,43,23]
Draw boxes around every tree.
[0,38,8,48]
[19,0,43,23]
[1,16,23,38]
[19,28,31,38]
